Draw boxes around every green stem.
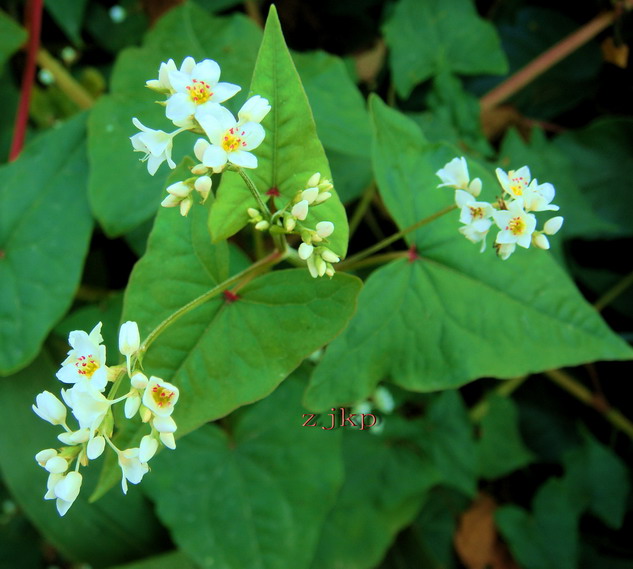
[546,369,633,441]
[236,167,270,218]
[138,250,284,358]
[593,269,633,312]
[339,204,457,270]
[340,251,409,272]
[106,366,127,401]
[348,182,376,238]
[469,375,529,422]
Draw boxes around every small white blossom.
[35,449,58,468]
[153,415,177,433]
[118,448,149,495]
[198,106,265,170]
[56,322,109,392]
[165,57,240,124]
[146,59,177,92]
[43,456,68,474]
[32,391,67,426]
[130,118,178,176]
[495,166,531,199]
[544,216,564,235]
[61,385,111,433]
[436,157,482,197]
[52,471,82,516]
[124,390,142,419]
[522,180,559,212]
[493,199,537,250]
[58,428,90,445]
[142,377,179,417]
[455,190,494,252]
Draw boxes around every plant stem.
[36,49,95,109]
[9,0,43,161]
[348,182,377,238]
[546,369,633,441]
[469,376,529,422]
[339,251,409,272]
[593,269,633,312]
[338,204,457,270]
[139,250,284,357]
[237,167,270,218]
[480,5,630,111]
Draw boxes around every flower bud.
[307,173,321,187]
[314,192,332,204]
[255,220,270,231]
[161,194,181,208]
[45,456,69,474]
[238,95,271,124]
[298,243,314,260]
[301,187,319,204]
[532,233,550,250]
[131,372,148,390]
[247,207,260,219]
[194,175,212,201]
[284,216,296,231]
[179,197,193,217]
[544,216,564,235]
[58,428,90,445]
[32,391,67,426]
[159,432,176,449]
[125,391,142,419]
[153,414,177,433]
[119,321,140,357]
[315,221,334,238]
[36,449,58,467]
[166,181,191,198]
[139,435,159,463]
[320,248,340,264]
[87,435,106,460]
[291,200,309,221]
[191,163,209,175]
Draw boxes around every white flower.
[298,243,314,260]
[238,95,271,124]
[56,322,109,391]
[32,391,67,426]
[118,448,149,494]
[119,321,140,374]
[522,180,559,212]
[436,157,482,197]
[198,106,265,170]
[52,471,82,516]
[130,118,178,176]
[493,199,537,249]
[146,59,177,92]
[61,385,111,433]
[139,435,159,463]
[455,190,494,252]
[35,449,58,467]
[495,242,516,260]
[495,166,531,199]
[165,57,240,124]
[142,377,179,417]
[58,428,90,445]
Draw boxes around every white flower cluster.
[33,321,179,516]
[436,157,564,260]
[352,386,396,435]
[247,173,340,278]
[131,57,271,215]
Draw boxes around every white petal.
[210,82,241,103]
[202,145,228,169]
[229,150,257,169]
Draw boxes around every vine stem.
[36,49,95,109]
[138,250,284,358]
[236,167,270,217]
[546,369,633,441]
[593,268,633,312]
[469,375,529,422]
[480,2,632,111]
[338,204,457,270]
[9,0,44,161]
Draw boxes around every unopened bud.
[298,243,314,260]
[307,173,321,187]
[320,248,340,264]
[544,216,564,235]
[291,200,309,221]
[255,220,270,231]
[314,192,332,204]
[194,175,212,201]
[316,221,334,238]
[301,187,319,204]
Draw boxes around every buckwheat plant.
[436,157,564,259]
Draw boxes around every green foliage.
[144,375,343,569]
[383,0,507,98]
[0,9,26,72]
[44,0,88,45]
[0,114,93,375]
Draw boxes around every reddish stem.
[9,0,44,162]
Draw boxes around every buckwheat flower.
[32,391,67,426]
[52,471,82,516]
[61,385,111,434]
[532,216,564,250]
[119,321,140,375]
[495,166,531,199]
[161,180,194,216]
[56,322,109,391]
[146,59,177,93]
[522,180,559,212]
[35,449,58,468]
[495,242,516,260]
[493,199,537,250]
[142,377,179,417]
[198,106,265,170]
[58,428,90,446]
[455,190,494,251]
[118,448,149,494]
[166,57,240,124]
[436,157,482,197]
[238,95,271,124]
[130,118,179,176]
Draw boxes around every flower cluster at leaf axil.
[131,57,270,214]
[436,157,564,260]
[33,322,179,516]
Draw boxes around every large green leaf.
[0,352,165,568]
[108,551,200,569]
[209,6,349,258]
[144,375,343,569]
[496,478,578,569]
[88,3,262,236]
[0,9,26,72]
[0,114,93,375]
[382,0,507,98]
[44,0,88,45]
[310,426,439,569]
[303,97,632,409]
[477,394,535,479]
[553,118,633,237]
[92,194,360,499]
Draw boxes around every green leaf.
[496,478,579,569]
[0,352,165,568]
[0,9,26,72]
[563,432,630,529]
[92,195,360,499]
[311,427,439,569]
[553,118,633,237]
[382,0,507,98]
[209,6,349,258]
[144,376,343,569]
[499,127,617,238]
[0,114,93,375]
[108,551,200,569]
[303,97,632,409]
[44,0,88,45]
[477,394,535,479]
[88,3,262,236]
